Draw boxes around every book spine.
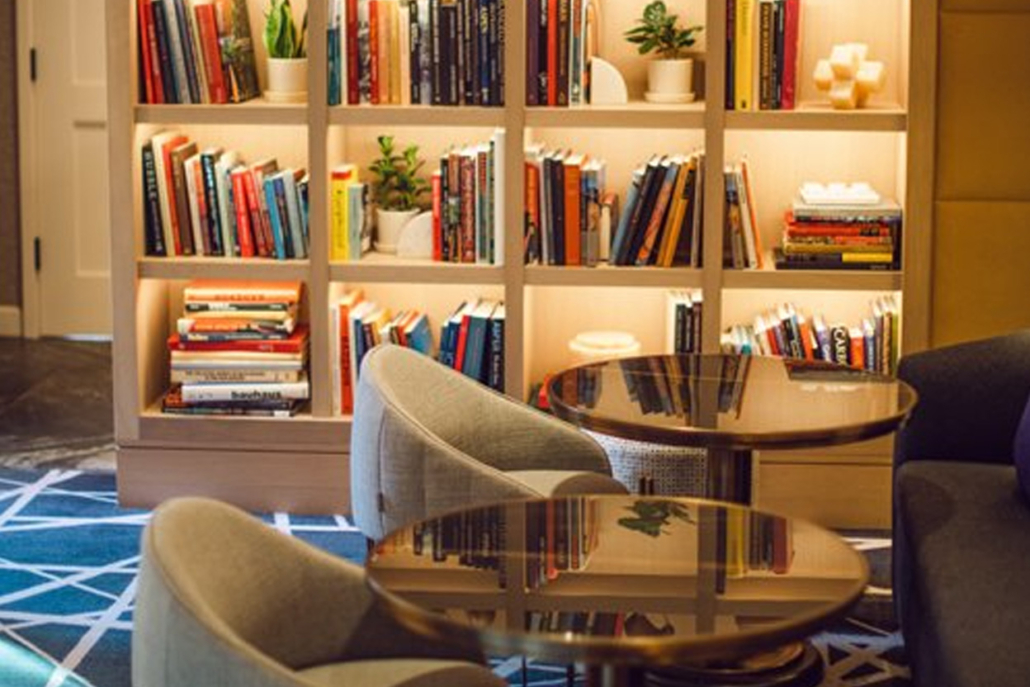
[524,161,540,263]
[735,0,754,111]
[243,172,268,257]
[479,0,492,105]
[409,0,422,103]
[151,1,179,103]
[274,177,294,258]
[230,172,254,257]
[492,0,504,106]
[781,0,799,109]
[172,0,201,103]
[194,4,227,103]
[200,154,223,256]
[635,164,678,266]
[556,0,569,106]
[460,154,476,262]
[526,0,540,105]
[188,159,210,255]
[429,0,441,104]
[181,382,311,403]
[758,1,773,110]
[569,0,582,105]
[264,179,286,259]
[169,337,307,354]
[369,0,381,104]
[547,0,558,105]
[346,0,361,104]
[171,154,195,255]
[725,0,735,110]
[138,0,157,103]
[773,0,785,109]
[172,369,304,384]
[552,157,565,265]
[431,171,443,261]
[563,162,581,266]
[487,313,504,391]
[328,19,342,105]
[160,0,191,102]
[142,144,166,256]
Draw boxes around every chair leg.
[567,663,576,686]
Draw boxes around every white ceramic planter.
[645,58,695,104]
[265,58,308,103]
[375,208,420,254]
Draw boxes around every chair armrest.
[895,331,1030,467]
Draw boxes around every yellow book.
[330,164,358,261]
[657,157,694,267]
[387,0,402,104]
[735,0,755,111]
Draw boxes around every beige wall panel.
[936,14,1030,200]
[757,463,891,530]
[932,201,1030,346]
[941,0,1030,12]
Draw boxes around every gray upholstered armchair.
[350,344,627,541]
[133,497,503,687]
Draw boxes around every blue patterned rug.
[0,468,909,687]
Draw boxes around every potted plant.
[263,0,308,103]
[368,135,430,253]
[625,0,703,104]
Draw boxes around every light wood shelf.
[108,0,925,521]
[137,257,311,281]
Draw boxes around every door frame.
[17,0,40,339]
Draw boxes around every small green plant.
[264,0,307,59]
[617,500,695,538]
[368,136,430,212]
[624,1,703,60]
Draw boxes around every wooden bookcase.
[106,0,929,525]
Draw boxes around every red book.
[431,171,442,261]
[194,3,228,104]
[137,0,156,103]
[168,325,310,353]
[143,0,165,103]
[563,156,582,265]
[764,322,781,356]
[241,170,268,257]
[797,316,816,361]
[453,309,474,370]
[337,291,364,414]
[849,331,864,370]
[158,134,189,256]
[547,0,558,106]
[346,0,361,104]
[781,0,801,110]
[369,0,380,105]
[230,169,255,257]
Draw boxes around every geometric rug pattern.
[0,468,910,687]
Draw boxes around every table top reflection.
[546,355,917,450]
[366,496,869,667]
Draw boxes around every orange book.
[369,0,380,104]
[183,280,303,304]
[849,328,864,369]
[740,160,764,268]
[797,314,815,360]
[636,159,680,265]
[337,290,364,414]
[563,154,584,265]
[656,160,692,267]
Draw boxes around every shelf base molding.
[117,446,350,515]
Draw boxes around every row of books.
[523,145,611,266]
[725,0,802,111]
[329,166,373,262]
[397,506,506,574]
[609,152,707,268]
[142,132,310,259]
[720,296,901,374]
[136,0,260,104]
[723,160,764,270]
[776,190,903,271]
[524,0,599,107]
[431,130,507,264]
[524,497,599,590]
[717,509,792,593]
[329,292,504,415]
[666,290,704,356]
[327,0,506,107]
[161,281,310,417]
[330,290,433,415]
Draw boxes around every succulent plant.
[264,0,307,59]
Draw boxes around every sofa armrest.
[895,330,1030,467]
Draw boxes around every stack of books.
[720,295,901,374]
[609,153,706,268]
[162,281,309,417]
[725,0,802,111]
[431,130,506,265]
[723,160,764,270]
[439,299,505,392]
[524,0,600,106]
[523,145,611,266]
[329,290,434,415]
[666,290,704,355]
[136,0,260,104]
[328,0,505,107]
[328,166,373,262]
[142,132,310,259]
[775,183,903,271]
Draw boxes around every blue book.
[282,171,307,258]
[610,168,644,264]
[486,303,505,391]
[272,175,294,258]
[263,177,287,259]
[327,25,342,105]
[462,301,496,382]
[405,314,434,355]
[200,151,223,255]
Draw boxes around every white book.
[171,369,307,384]
[180,381,311,403]
[149,131,184,256]
[183,154,206,256]
[736,165,759,269]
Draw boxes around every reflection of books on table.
[525,497,599,591]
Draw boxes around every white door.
[27,0,112,336]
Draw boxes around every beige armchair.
[350,344,627,541]
[133,497,504,687]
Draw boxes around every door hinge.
[30,48,37,83]
[33,237,41,272]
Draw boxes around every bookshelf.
[107,0,927,524]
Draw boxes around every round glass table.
[366,496,869,687]
[546,355,917,501]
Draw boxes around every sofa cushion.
[895,461,1030,687]
[1014,398,1030,499]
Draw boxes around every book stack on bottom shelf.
[162,280,310,417]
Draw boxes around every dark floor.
[0,337,115,470]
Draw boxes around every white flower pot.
[645,58,695,104]
[375,208,420,254]
[265,58,308,103]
